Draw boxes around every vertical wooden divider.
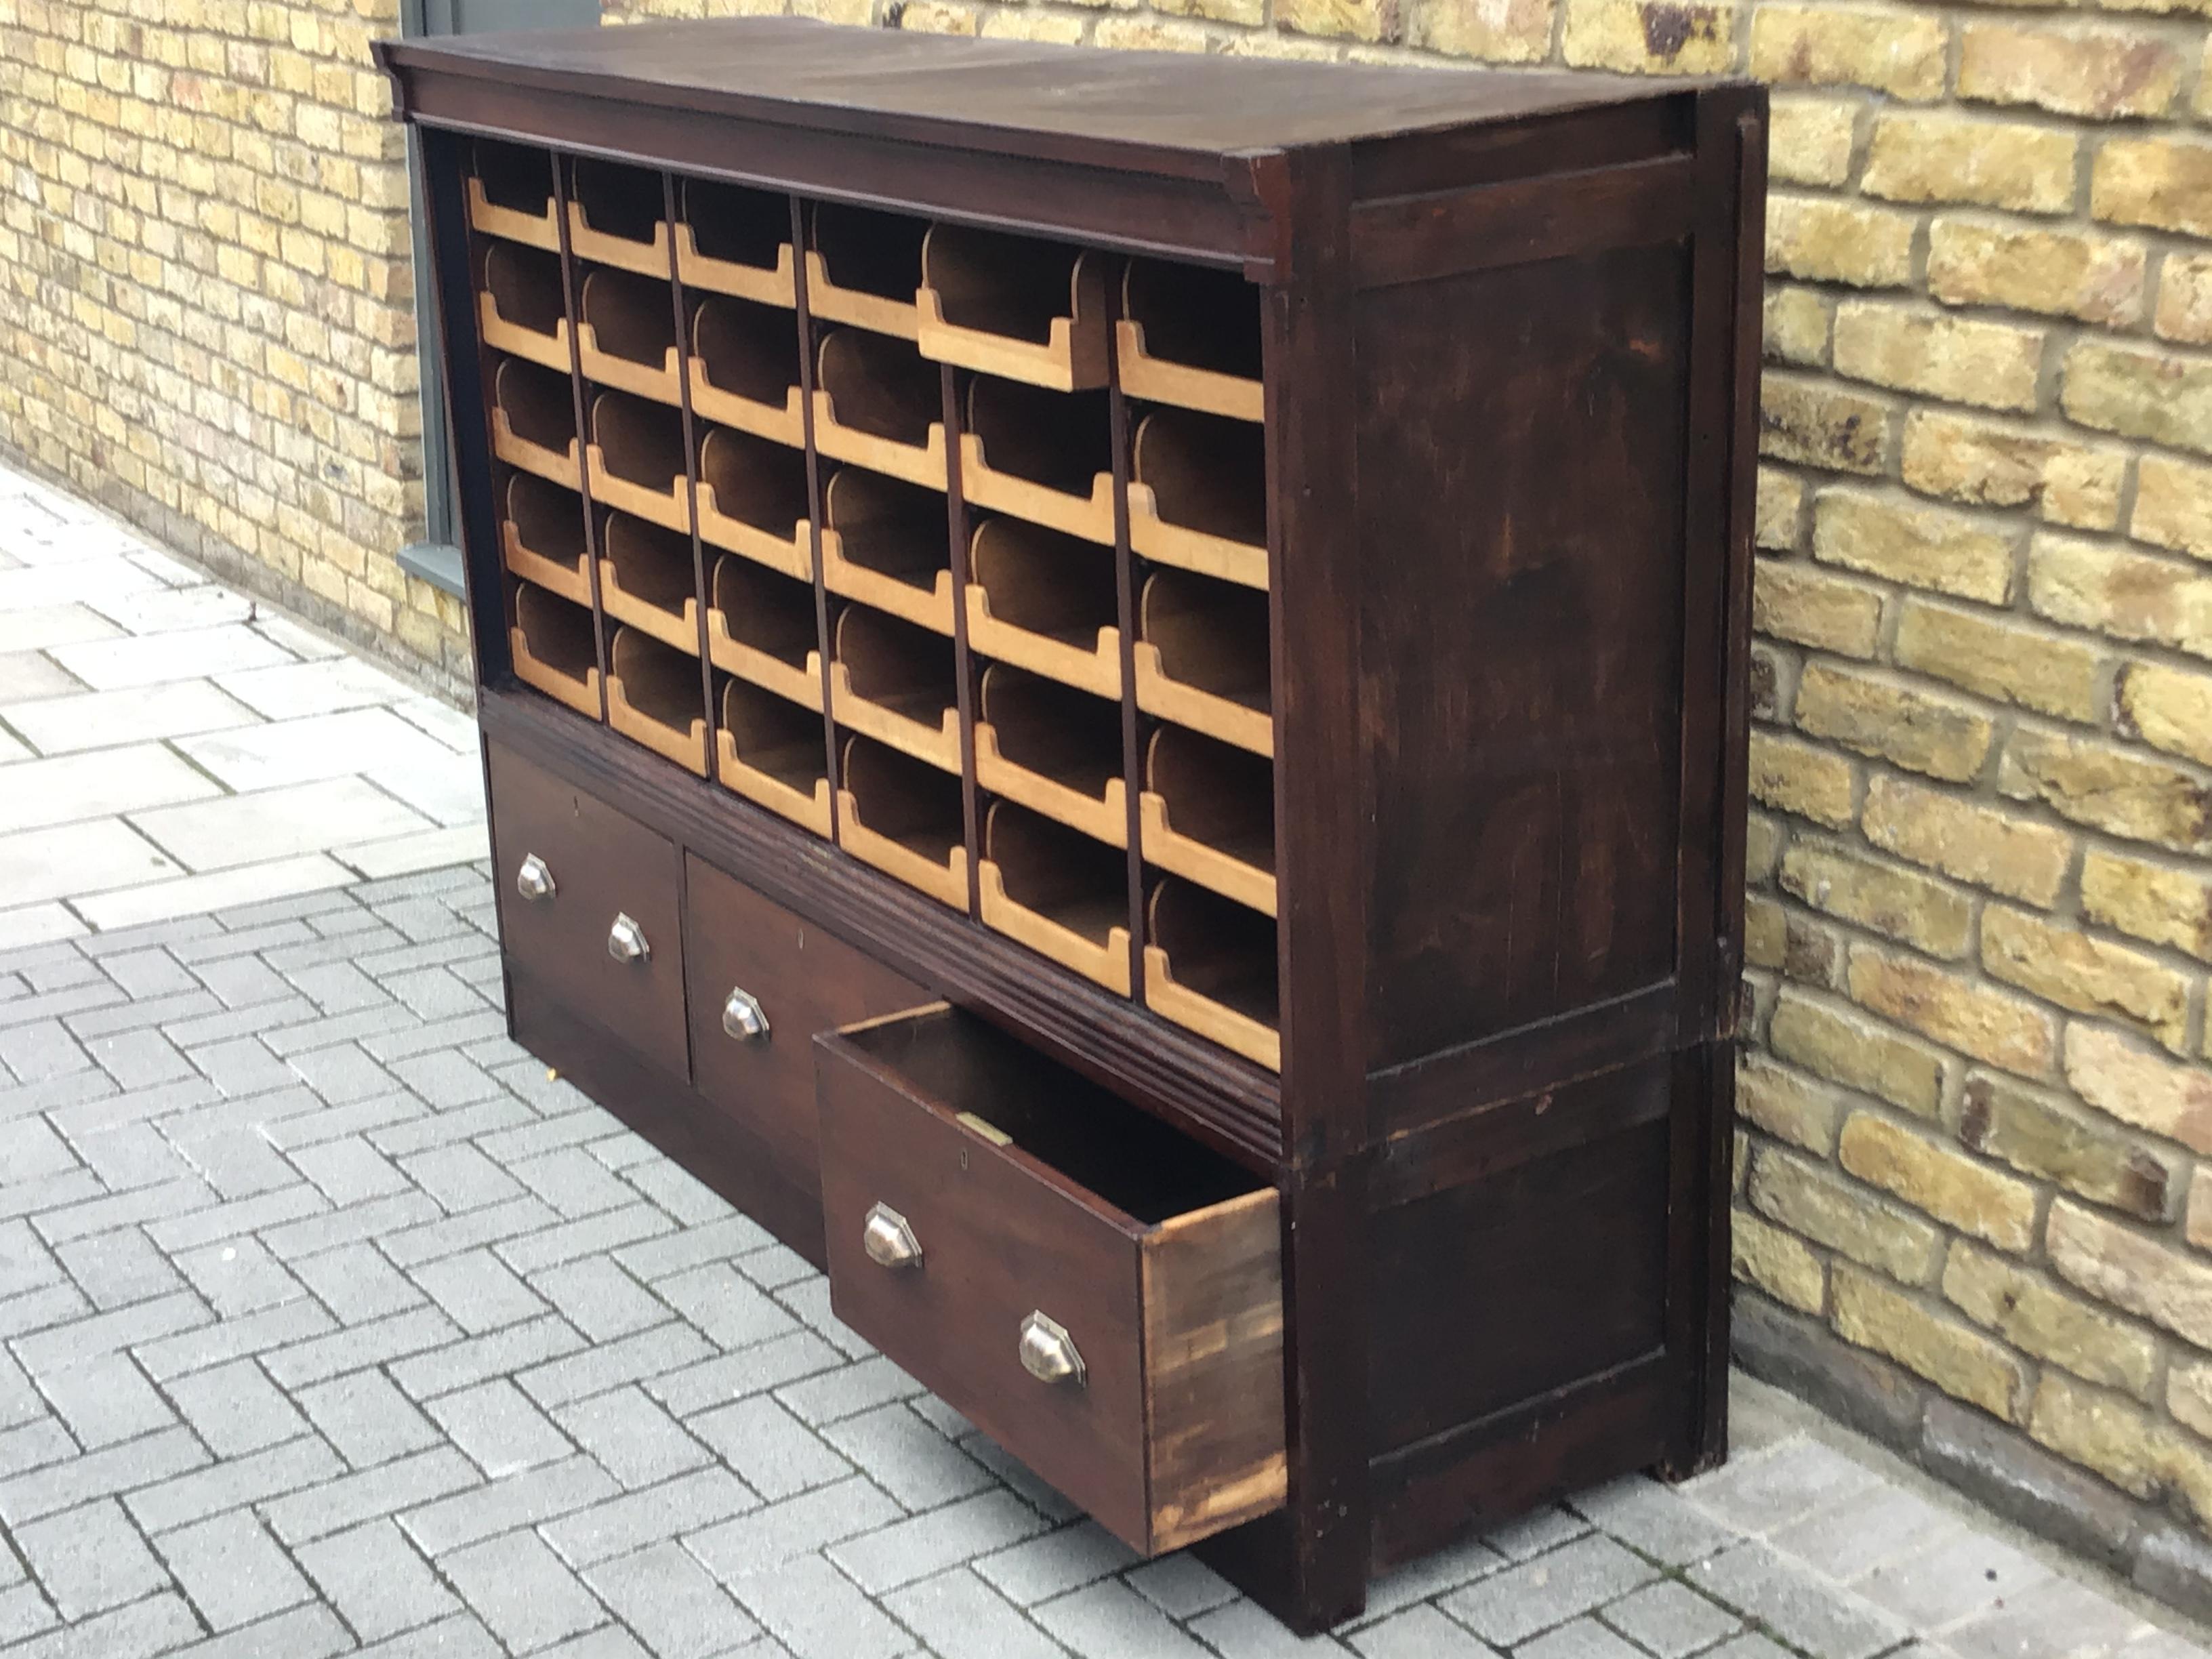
[1105,266,1147,1001]
[549,150,611,722]
[942,359,983,919]
[791,195,842,836]
[660,171,720,761]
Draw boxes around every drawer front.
[817,1005,1286,1555]
[487,743,689,1079]
[684,855,931,1185]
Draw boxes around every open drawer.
[815,1004,1286,1555]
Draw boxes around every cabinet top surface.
[377,17,1702,157]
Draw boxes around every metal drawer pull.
[607,913,650,965]
[1019,1311,1085,1387]
[516,854,556,901]
[722,987,770,1042]
[862,1203,921,1269]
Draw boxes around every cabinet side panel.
[1357,242,1691,1076]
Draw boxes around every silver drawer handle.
[606,913,650,965]
[1019,1311,1084,1388]
[722,987,770,1042]
[516,854,555,901]
[862,1202,920,1270]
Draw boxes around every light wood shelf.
[501,474,592,607]
[829,604,960,773]
[1133,570,1272,757]
[577,266,683,405]
[466,138,559,250]
[716,676,833,837]
[607,625,710,776]
[476,241,571,374]
[1116,258,1265,424]
[677,178,797,307]
[959,377,1115,545]
[1144,878,1279,1071]
[689,293,806,447]
[1140,724,1275,917]
[1128,409,1268,592]
[492,358,583,490]
[567,157,671,277]
[598,512,701,655]
[964,516,1120,697]
[838,735,968,910]
[706,555,823,711]
[813,329,948,490]
[974,664,1126,848]
[916,224,1108,392]
[509,581,600,719]
[806,202,925,340]
[586,390,692,533]
[821,468,954,636]
[980,801,1131,995]
[695,425,812,577]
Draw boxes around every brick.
[1748,7,1944,99]
[1765,197,1916,289]
[689,1395,851,1501]
[1999,725,2212,855]
[733,1550,912,1659]
[2066,1022,2212,1152]
[1737,1052,1842,1152]
[125,1432,342,1534]
[583,1540,758,1659]
[1944,1242,2157,1399]
[2048,1197,2212,1350]
[1830,1264,2028,1421]
[1768,96,1857,188]
[1963,1068,2175,1222]
[1838,1111,2037,1250]
[1901,408,2125,531]
[1733,1210,1826,1313]
[297,1369,439,1469]
[1862,111,2076,214]
[1768,987,1947,1114]
[1812,488,2015,603]
[553,1387,709,1490]
[260,1447,481,1547]
[2028,535,2212,660]
[2028,1371,2212,1525]
[155,1509,310,1631]
[1959,22,2186,118]
[2093,135,2212,239]
[1981,905,2191,1050]
[1928,218,2145,329]
[2134,453,2212,562]
[165,1357,308,1458]
[1846,943,2055,1078]
[2158,253,2212,346]
[1760,375,1892,476]
[1753,558,1879,656]
[1757,470,1805,552]
[2062,339,2212,457]
[832,1488,1049,1593]
[294,1518,459,1645]
[440,1530,607,1655]
[1765,287,1832,368]
[1834,302,2046,414]
[401,1454,619,1559]
[2081,846,2212,961]
[1780,840,1971,958]
[1748,1145,1940,1282]
[1794,662,1994,783]
[1747,729,1856,828]
[1404,0,1553,59]
[1921,1398,2137,1567]
[14,1496,167,1618]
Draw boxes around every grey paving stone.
[1353,1535,1509,1624]
[406,1248,552,1337]
[958,1431,1082,1525]
[260,1191,441,1262]
[1689,1542,1912,1659]
[442,1529,610,1654]
[0,1419,77,1482]
[284,1041,399,1103]
[427,1378,575,1478]
[1518,1616,1648,1659]
[87,1028,195,1090]
[517,1322,717,1410]
[512,1146,636,1220]
[553,1384,711,1490]
[686,1475,903,1584]
[155,1509,312,1631]
[1189,1599,1355,1658]
[1570,1477,1740,1568]
[260,1445,483,1547]
[186,1036,296,1099]
[973,1523,1142,1608]
[263,1090,424,1151]
[387,1313,588,1402]
[260,1303,457,1389]
[689,1395,853,1502]
[146,1183,327,1255]
[540,1465,758,1570]
[651,1332,845,1420]
[190,954,292,1012]
[0,1281,89,1345]
[731,1551,909,1659]
[39,1354,175,1448]
[886,1567,1073,1659]
[583,1539,760,1659]
[163,1600,354,1658]
[1443,1534,1659,1647]
[167,1123,298,1200]
[136,1298,335,1382]
[289,1136,411,1206]
[400,1143,524,1213]
[0,1582,58,1645]
[1598,1580,1743,1658]
[1683,1439,1882,1539]
[0,1018,94,1084]
[622,1157,737,1229]
[732,1242,816,1293]
[832,1488,1049,1594]
[296,1368,443,1469]
[1126,1553,1237,1620]
[819,1402,994,1510]
[16,1496,170,1619]
[382,1195,560,1270]
[614,1216,775,1284]
[289,1239,425,1325]
[498,1204,676,1278]
[0,1589,200,1659]
[67,1122,199,1193]
[532,1256,670,1343]
[402,1452,622,1558]
[35,1174,218,1246]
[1943,1570,2148,1659]
[295,1517,463,1644]
[123,1431,341,1534]
[775,1277,872,1359]
[1851,1519,2051,1629]
[1033,1577,1216,1659]
[0,1423,207,1524]
[1348,1604,1497,1659]
[99,949,199,1001]
[352,1612,510,1659]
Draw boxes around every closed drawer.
[816,1004,1286,1555]
[487,743,689,1080]
[684,856,931,1186]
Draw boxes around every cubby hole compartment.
[830,604,961,773]
[1141,724,1276,918]
[597,511,701,655]
[1117,259,1264,424]
[838,734,968,910]
[1134,570,1272,758]
[979,800,1132,995]
[716,676,832,837]
[1128,409,1268,592]
[475,241,570,374]
[960,377,1115,546]
[973,664,1126,848]
[821,468,954,636]
[695,425,813,579]
[812,329,948,490]
[688,294,804,447]
[607,626,710,776]
[1145,878,1279,1071]
[508,581,600,720]
[706,556,823,711]
[805,202,925,340]
[578,266,682,405]
[916,224,1108,392]
[492,358,583,490]
[676,178,796,307]
[965,516,1120,698]
[501,474,592,607]
[468,138,558,250]
[567,157,670,277]
[586,390,691,533]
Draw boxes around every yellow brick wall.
[0,0,469,690]
[599,0,2212,1544]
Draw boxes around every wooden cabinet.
[379,19,1765,1633]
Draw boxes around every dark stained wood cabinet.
[377,19,1765,1632]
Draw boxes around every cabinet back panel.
[1356,241,1690,1077]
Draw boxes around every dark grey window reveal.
[397,0,600,598]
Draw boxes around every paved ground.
[1,472,2209,1659]
[0,459,486,946]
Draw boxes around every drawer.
[683,856,931,1187]
[816,1004,1286,1555]
[487,744,689,1080]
